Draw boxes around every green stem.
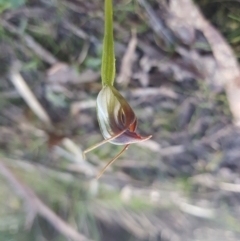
[101,0,115,86]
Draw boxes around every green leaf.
[101,0,115,86]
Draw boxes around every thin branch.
[168,0,240,126]
[178,202,215,219]
[137,0,175,46]
[10,69,53,129]
[117,30,137,86]
[62,20,88,40]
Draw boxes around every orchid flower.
[84,0,152,179]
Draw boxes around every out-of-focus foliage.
[0,0,25,12]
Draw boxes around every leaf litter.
[0,0,240,240]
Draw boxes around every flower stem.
[101,0,115,86]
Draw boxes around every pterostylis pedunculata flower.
[84,86,152,178]
[84,0,152,179]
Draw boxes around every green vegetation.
[0,0,25,12]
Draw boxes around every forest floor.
[1,0,240,241]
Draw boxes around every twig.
[178,202,215,219]
[137,0,175,46]
[71,100,96,116]
[130,87,179,99]
[61,1,86,14]
[168,0,240,126]
[117,30,137,85]
[0,159,93,241]
[9,68,53,129]
[219,182,240,193]
[62,20,88,40]
[136,141,185,156]
[47,64,100,84]
[196,125,234,145]
[62,20,98,44]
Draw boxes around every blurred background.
[1,0,240,240]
